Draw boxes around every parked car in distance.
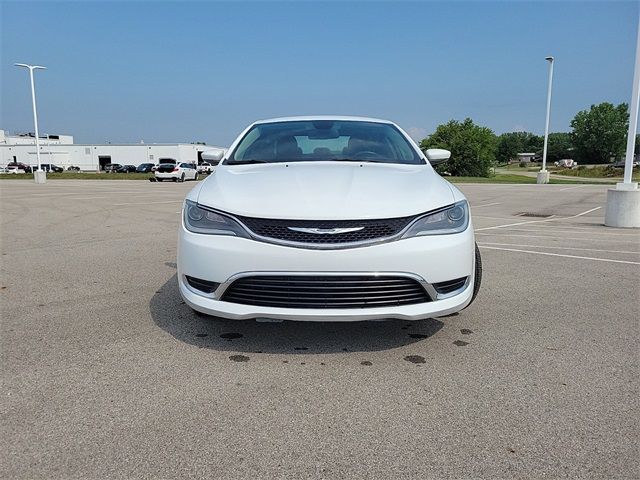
[3,165,26,174]
[38,164,64,173]
[613,160,639,168]
[178,116,481,322]
[155,162,198,182]
[197,162,215,174]
[554,159,577,168]
[104,163,122,173]
[67,166,81,171]
[136,163,155,173]
[116,165,137,173]
[6,162,32,173]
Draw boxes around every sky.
[1,1,638,146]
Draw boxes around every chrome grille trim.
[193,203,459,250]
[184,271,471,303]
[235,215,417,248]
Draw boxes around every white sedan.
[178,116,481,322]
[154,162,198,182]
[2,166,26,174]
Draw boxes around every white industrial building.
[0,130,225,171]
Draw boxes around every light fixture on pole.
[537,56,554,184]
[15,63,47,184]
[604,14,640,228]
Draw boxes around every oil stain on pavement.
[404,355,426,364]
[220,332,243,340]
[229,354,250,362]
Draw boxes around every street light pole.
[15,63,47,184]
[622,18,640,187]
[538,56,554,184]
[604,14,640,228]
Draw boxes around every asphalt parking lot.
[1,179,638,479]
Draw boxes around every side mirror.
[201,149,225,165]
[424,148,451,166]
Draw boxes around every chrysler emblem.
[287,226,364,235]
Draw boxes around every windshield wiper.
[226,159,269,165]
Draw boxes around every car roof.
[252,115,395,126]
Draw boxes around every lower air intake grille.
[221,275,432,309]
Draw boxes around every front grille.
[221,275,431,309]
[235,215,416,245]
[433,277,468,295]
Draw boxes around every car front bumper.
[177,223,475,322]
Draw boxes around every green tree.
[496,132,543,164]
[545,132,574,162]
[420,118,497,177]
[570,103,628,164]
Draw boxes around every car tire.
[172,177,178,182]
[464,243,482,309]
[194,173,198,181]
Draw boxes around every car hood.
[196,162,455,220]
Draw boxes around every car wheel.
[464,243,483,309]
[172,176,178,182]
[194,173,198,181]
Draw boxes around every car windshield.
[227,120,423,165]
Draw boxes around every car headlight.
[402,200,469,237]
[183,200,250,237]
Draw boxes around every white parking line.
[472,215,517,221]
[558,185,586,192]
[111,200,183,206]
[472,202,501,208]
[479,245,640,265]
[525,223,611,231]
[478,242,640,255]
[476,232,638,244]
[15,191,153,199]
[475,207,602,232]
[65,196,112,200]
[480,227,638,237]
